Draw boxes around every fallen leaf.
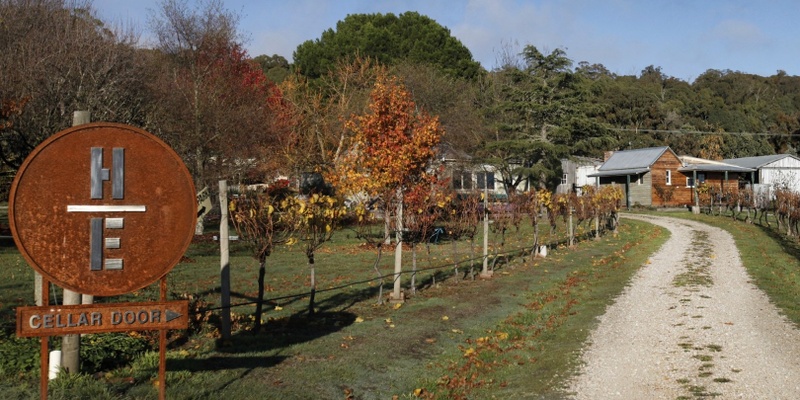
[441,315,449,321]
[355,317,364,323]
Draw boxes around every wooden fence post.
[219,180,231,340]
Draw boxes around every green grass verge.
[417,219,667,399]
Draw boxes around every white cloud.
[711,19,771,52]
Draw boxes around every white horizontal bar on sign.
[67,205,146,212]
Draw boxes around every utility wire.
[613,127,796,137]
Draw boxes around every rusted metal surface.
[9,123,196,296]
[16,300,189,337]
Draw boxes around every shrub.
[0,330,40,374]
[80,333,152,373]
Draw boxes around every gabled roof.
[598,146,672,171]
[437,142,472,162]
[722,154,800,169]
[588,146,673,177]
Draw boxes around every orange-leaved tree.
[327,72,443,302]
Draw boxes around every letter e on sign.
[9,123,196,296]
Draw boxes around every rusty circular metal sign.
[9,123,196,296]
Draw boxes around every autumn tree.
[282,193,346,316]
[392,61,487,155]
[228,181,294,333]
[442,192,483,280]
[522,188,549,256]
[147,0,287,189]
[402,178,447,293]
[327,73,444,302]
[279,56,383,175]
[0,0,147,170]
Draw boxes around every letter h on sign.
[67,147,146,272]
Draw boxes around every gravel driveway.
[568,214,800,399]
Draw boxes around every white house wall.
[761,167,800,192]
[576,165,600,188]
[756,157,800,193]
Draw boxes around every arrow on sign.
[166,309,182,323]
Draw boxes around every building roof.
[679,164,754,173]
[561,156,603,166]
[590,167,650,177]
[678,155,755,173]
[598,146,672,171]
[587,146,673,178]
[722,154,800,169]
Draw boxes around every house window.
[561,173,568,185]
[687,173,705,188]
[477,172,495,190]
[686,174,706,187]
[666,170,672,185]
[453,171,473,190]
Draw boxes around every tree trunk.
[384,213,392,245]
[253,259,266,333]
[371,244,384,304]
[391,190,404,302]
[411,243,417,294]
[308,254,316,316]
[452,239,459,282]
[469,237,475,280]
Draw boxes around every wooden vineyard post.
[219,180,231,339]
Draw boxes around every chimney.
[604,151,614,161]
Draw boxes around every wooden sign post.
[9,123,197,399]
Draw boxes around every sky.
[93,0,800,82]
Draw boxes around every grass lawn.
[4,207,798,399]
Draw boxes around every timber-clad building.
[589,146,754,208]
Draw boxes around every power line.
[612,128,796,137]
